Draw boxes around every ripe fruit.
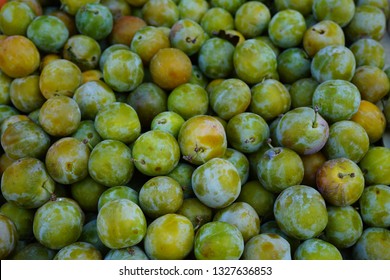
[359,185,390,227]
[54,242,102,260]
[359,146,390,185]
[352,227,390,260]
[0,214,18,259]
[294,238,343,260]
[243,233,291,260]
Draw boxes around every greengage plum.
[71,176,107,212]
[101,0,132,20]
[1,158,55,209]
[177,0,209,23]
[0,202,34,240]
[274,185,328,240]
[352,227,390,259]
[10,242,55,260]
[274,0,314,16]
[289,78,319,109]
[0,214,17,259]
[139,176,183,218]
[294,238,343,260]
[192,158,241,209]
[277,48,311,84]
[175,197,212,230]
[142,0,179,28]
[300,151,327,187]
[79,219,109,255]
[312,0,355,27]
[144,213,193,259]
[0,1,35,36]
[88,140,134,187]
[60,0,100,15]
[194,221,244,260]
[98,186,139,211]
[97,199,146,249]
[104,246,149,260]
[167,162,195,198]
[221,148,249,186]
[151,111,185,138]
[54,242,102,260]
[359,185,390,227]
[349,38,386,69]
[33,197,84,250]
[9,75,45,113]
[359,146,390,185]
[242,233,291,260]
[109,16,147,46]
[178,115,227,165]
[200,7,234,36]
[71,120,102,149]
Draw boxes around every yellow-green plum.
[167,162,195,198]
[316,158,365,207]
[151,111,185,138]
[132,130,180,176]
[359,147,390,185]
[352,227,390,259]
[275,106,329,155]
[97,199,147,249]
[359,185,390,228]
[10,242,56,260]
[98,186,139,211]
[192,158,241,209]
[54,242,102,260]
[0,202,35,240]
[178,115,227,165]
[139,176,183,218]
[294,238,343,260]
[175,197,213,230]
[33,197,85,250]
[312,0,355,27]
[104,246,149,260]
[323,206,363,249]
[1,158,55,209]
[274,185,328,240]
[70,176,107,212]
[242,233,291,260]
[144,213,194,259]
[78,219,109,256]
[349,38,385,69]
[220,148,249,186]
[0,214,18,260]
[194,221,244,260]
[213,202,260,242]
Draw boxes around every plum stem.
[338,172,355,179]
[313,105,319,128]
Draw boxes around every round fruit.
[104,246,149,260]
[294,238,343,260]
[175,197,213,230]
[243,233,291,260]
[359,185,390,227]
[352,227,390,260]
[97,199,147,249]
[234,1,271,38]
[359,146,390,185]
[54,242,102,260]
[192,158,241,209]
[312,0,355,27]
[194,221,244,260]
[0,214,18,259]
[98,186,139,211]
[274,185,328,240]
[33,197,84,250]
[144,213,194,259]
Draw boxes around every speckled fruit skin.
[257,147,304,194]
[151,111,185,138]
[10,242,56,260]
[359,147,390,185]
[221,148,249,186]
[316,158,365,207]
[176,197,213,230]
[323,120,369,163]
[274,185,328,240]
[249,79,291,122]
[1,158,55,209]
[276,107,329,155]
[213,202,260,242]
[94,102,141,145]
[359,185,390,228]
[302,20,345,58]
[1,120,51,160]
[242,233,291,260]
[200,7,234,36]
[0,214,18,259]
[0,202,35,240]
[312,79,361,123]
[234,1,271,38]
[33,197,84,250]
[103,49,144,92]
[178,115,227,165]
[132,130,180,176]
[45,137,90,185]
[192,158,241,209]
[54,242,102,260]
[226,112,270,154]
[233,39,278,84]
[194,221,244,260]
[97,199,147,249]
[294,238,343,260]
[312,0,355,27]
[88,140,134,187]
[60,0,100,15]
[138,176,183,218]
[144,213,194,260]
[71,120,102,149]
[104,246,149,260]
[352,227,390,260]
[323,206,363,249]
[98,186,139,211]
[349,38,385,69]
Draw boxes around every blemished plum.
[213,202,260,242]
[352,227,390,260]
[33,197,85,250]
[359,185,390,228]
[138,176,183,218]
[294,238,343,260]
[1,157,55,209]
[194,221,244,260]
[144,213,194,259]
[274,185,328,240]
[242,233,291,260]
[97,199,147,249]
[323,206,363,249]
[192,158,241,209]
[316,158,365,207]
[151,111,185,138]
[88,140,134,187]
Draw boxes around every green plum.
[10,242,56,260]
[0,202,34,240]
[312,0,355,27]
[349,38,386,69]
[359,185,390,228]
[54,242,102,260]
[294,238,343,260]
[359,147,390,185]
[234,1,271,38]
[167,162,195,198]
[104,246,149,260]
[277,48,311,84]
[220,148,249,186]
[175,197,213,230]
[79,219,109,256]
[98,186,139,211]
[289,78,319,108]
[200,7,234,36]
[243,233,291,260]
[88,140,134,187]
[151,111,185,138]
[71,120,102,149]
[0,214,18,260]
[352,227,390,259]
[71,176,107,212]
[274,185,328,240]
[194,221,244,260]
[33,197,85,250]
